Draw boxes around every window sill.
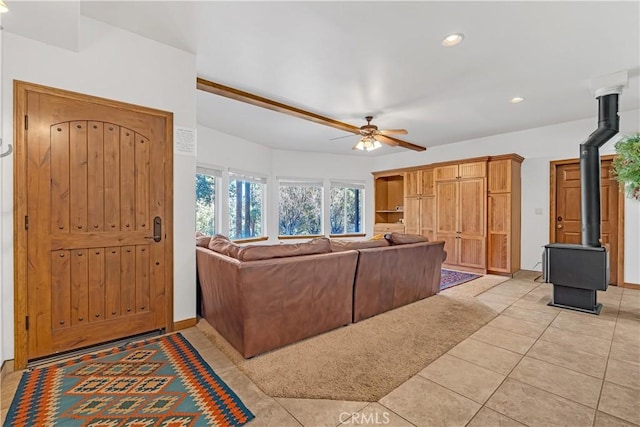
[232,236,268,244]
[278,235,323,240]
[329,233,367,238]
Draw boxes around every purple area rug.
[440,269,481,290]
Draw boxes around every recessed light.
[442,33,464,47]
[509,97,525,104]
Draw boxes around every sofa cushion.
[330,239,390,252]
[384,232,430,245]
[196,233,212,248]
[238,237,331,261]
[208,234,240,258]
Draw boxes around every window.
[195,166,221,235]
[330,181,365,235]
[278,178,323,237]
[228,170,266,240]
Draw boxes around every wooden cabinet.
[434,162,486,181]
[404,168,435,240]
[487,156,523,274]
[373,173,405,233]
[435,165,487,271]
[405,169,434,197]
[373,154,522,276]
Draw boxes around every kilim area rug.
[4,333,254,427]
[440,268,481,291]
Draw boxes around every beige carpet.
[198,293,500,402]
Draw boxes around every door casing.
[13,80,175,369]
[549,155,625,286]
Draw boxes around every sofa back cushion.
[384,232,430,245]
[330,239,390,252]
[238,237,331,261]
[208,234,241,258]
[196,233,212,248]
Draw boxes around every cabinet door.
[459,162,487,178]
[488,160,511,193]
[420,196,435,241]
[440,234,459,266]
[459,178,486,269]
[405,171,419,197]
[459,178,485,237]
[420,169,434,196]
[436,181,458,234]
[488,193,510,272]
[459,236,486,268]
[434,164,458,181]
[404,197,420,235]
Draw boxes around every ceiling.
[5,1,640,156]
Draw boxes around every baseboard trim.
[1,359,15,381]
[622,282,640,290]
[174,318,197,331]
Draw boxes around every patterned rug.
[440,268,482,290]
[4,333,254,427]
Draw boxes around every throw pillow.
[384,232,430,245]
[238,237,331,261]
[196,233,212,247]
[208,234,240,258]
[369,234,385,241]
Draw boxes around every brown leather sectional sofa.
[195,235,445,358]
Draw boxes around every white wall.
[1,17,197,362]
[196,125,375,242]
[373,109,640,283]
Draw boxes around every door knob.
[144,216,162,242]
[557,224,563,229]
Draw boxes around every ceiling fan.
[334,116,410,151]
[196,78,426,152]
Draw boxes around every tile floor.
[2,274,639,426]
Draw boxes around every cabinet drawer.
[374,223,405,233]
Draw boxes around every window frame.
[277,177,324,238]
[195,165,222,236]
[228,169,267,241]
[329,180,366,237]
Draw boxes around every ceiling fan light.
[354,140,366,150]
[442,33,464,47]
[373,140,382,149]
[0,0,8,13]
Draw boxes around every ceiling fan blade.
[374,134,399,147]
[375,134,426,152]
[329,134,357,141]
[379,129,408,135]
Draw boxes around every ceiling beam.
[196,77,426,152]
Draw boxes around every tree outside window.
[330,182,365,235]
[278,180,322,236]
[195,166,221,235]
[229,172,265,240]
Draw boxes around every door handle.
[557,224,563,229]
[145,217,162,242]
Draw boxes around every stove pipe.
[580,94,619,247]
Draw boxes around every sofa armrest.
[353,241,445,322]
[238,250,358,357]
[196,247,245,353]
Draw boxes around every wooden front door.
[553,159,619,284]
[15,82,173,365]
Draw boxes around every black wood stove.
[543,90,621,315]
